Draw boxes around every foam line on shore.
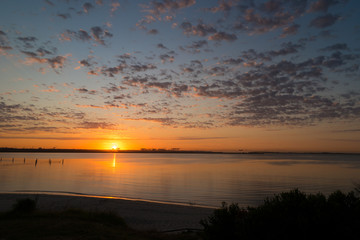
[1,190,217,209]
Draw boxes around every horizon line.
[0,147,359,155]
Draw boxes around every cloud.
[0,46,12,51]
[308,0,341,13]
[111,2,121,15]
[37,47,56,56]
[0,31,12,54]
[179,21,237,42]
[0,102,91,134]
[159,54,175,63]
[268,42,303,57]
[176,136,229,140]
[131,64,157,72]
[80,59,92,68]
[41,85,60,92]
[0,30,8,44]
[129,117,177,126]
[78,121,116,129]
[232,1,308,36]
[57,13,71,19]
[21,51,38,58]
[91,26,113,45]
[22,53,70,73]
[0,101,22,113]
[280,24,300,38]
[309,14,339,28]
[204,0,235,14]
[208,31,237,42]
[17,36,37,48]
[101,64,127,77]
[44,0,54,6]
[143,0,196,17]
[61,29,91,42]
[83,2,94,13]
[0,136,125,141]
[61,27,113,45]
[189,40,208,49]
[180,40,208,54]
[157,43,168,49]
[180,21,217,37]
[100,58,157,77]
[320,43,349,51]
[102,83,127,93]
[147,29,159,35]
[75,88,97,95]
[45,56,68,70]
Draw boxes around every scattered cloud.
[75,88,97,95]
[143,0,196,17]
[308,0,342,13]
[91,26,113,45]
[57,13,71,19]
[78,121,116,129]
[280,24,300,38]
[111,2,121,15]
[61,26,112,45]
[180,21,216,37]
[157,43,168,49]
[44,0,54,7]
[83,2,94,13]
[208,31,237,42]
[1,0,359,138]
[309,14,339,28]
[147,29,159,35]
[22,53,70,73]
[320,43,349,51]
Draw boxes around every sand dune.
[0,193,214,232]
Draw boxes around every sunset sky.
[1,0,359,152]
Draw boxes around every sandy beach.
[0,193,214,232]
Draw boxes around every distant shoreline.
[0,147,358,155]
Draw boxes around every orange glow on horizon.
[0,123,359,153]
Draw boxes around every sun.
[111,144,118,150]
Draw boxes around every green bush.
[11,198,37,214]
[201,189,360,240]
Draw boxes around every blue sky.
[0,0,360,152]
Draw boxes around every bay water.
[0,152,359,207]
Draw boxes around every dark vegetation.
[1,188,360,239]
[200,188,360,240]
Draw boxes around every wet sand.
[0,193,214,232]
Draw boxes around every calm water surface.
[0,153,359,207]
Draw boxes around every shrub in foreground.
[11,198,37,214]
[201,189,360,240]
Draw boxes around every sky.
[0,0,360,152]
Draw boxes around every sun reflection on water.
[112,153,116,168]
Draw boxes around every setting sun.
[111,144,118,150]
